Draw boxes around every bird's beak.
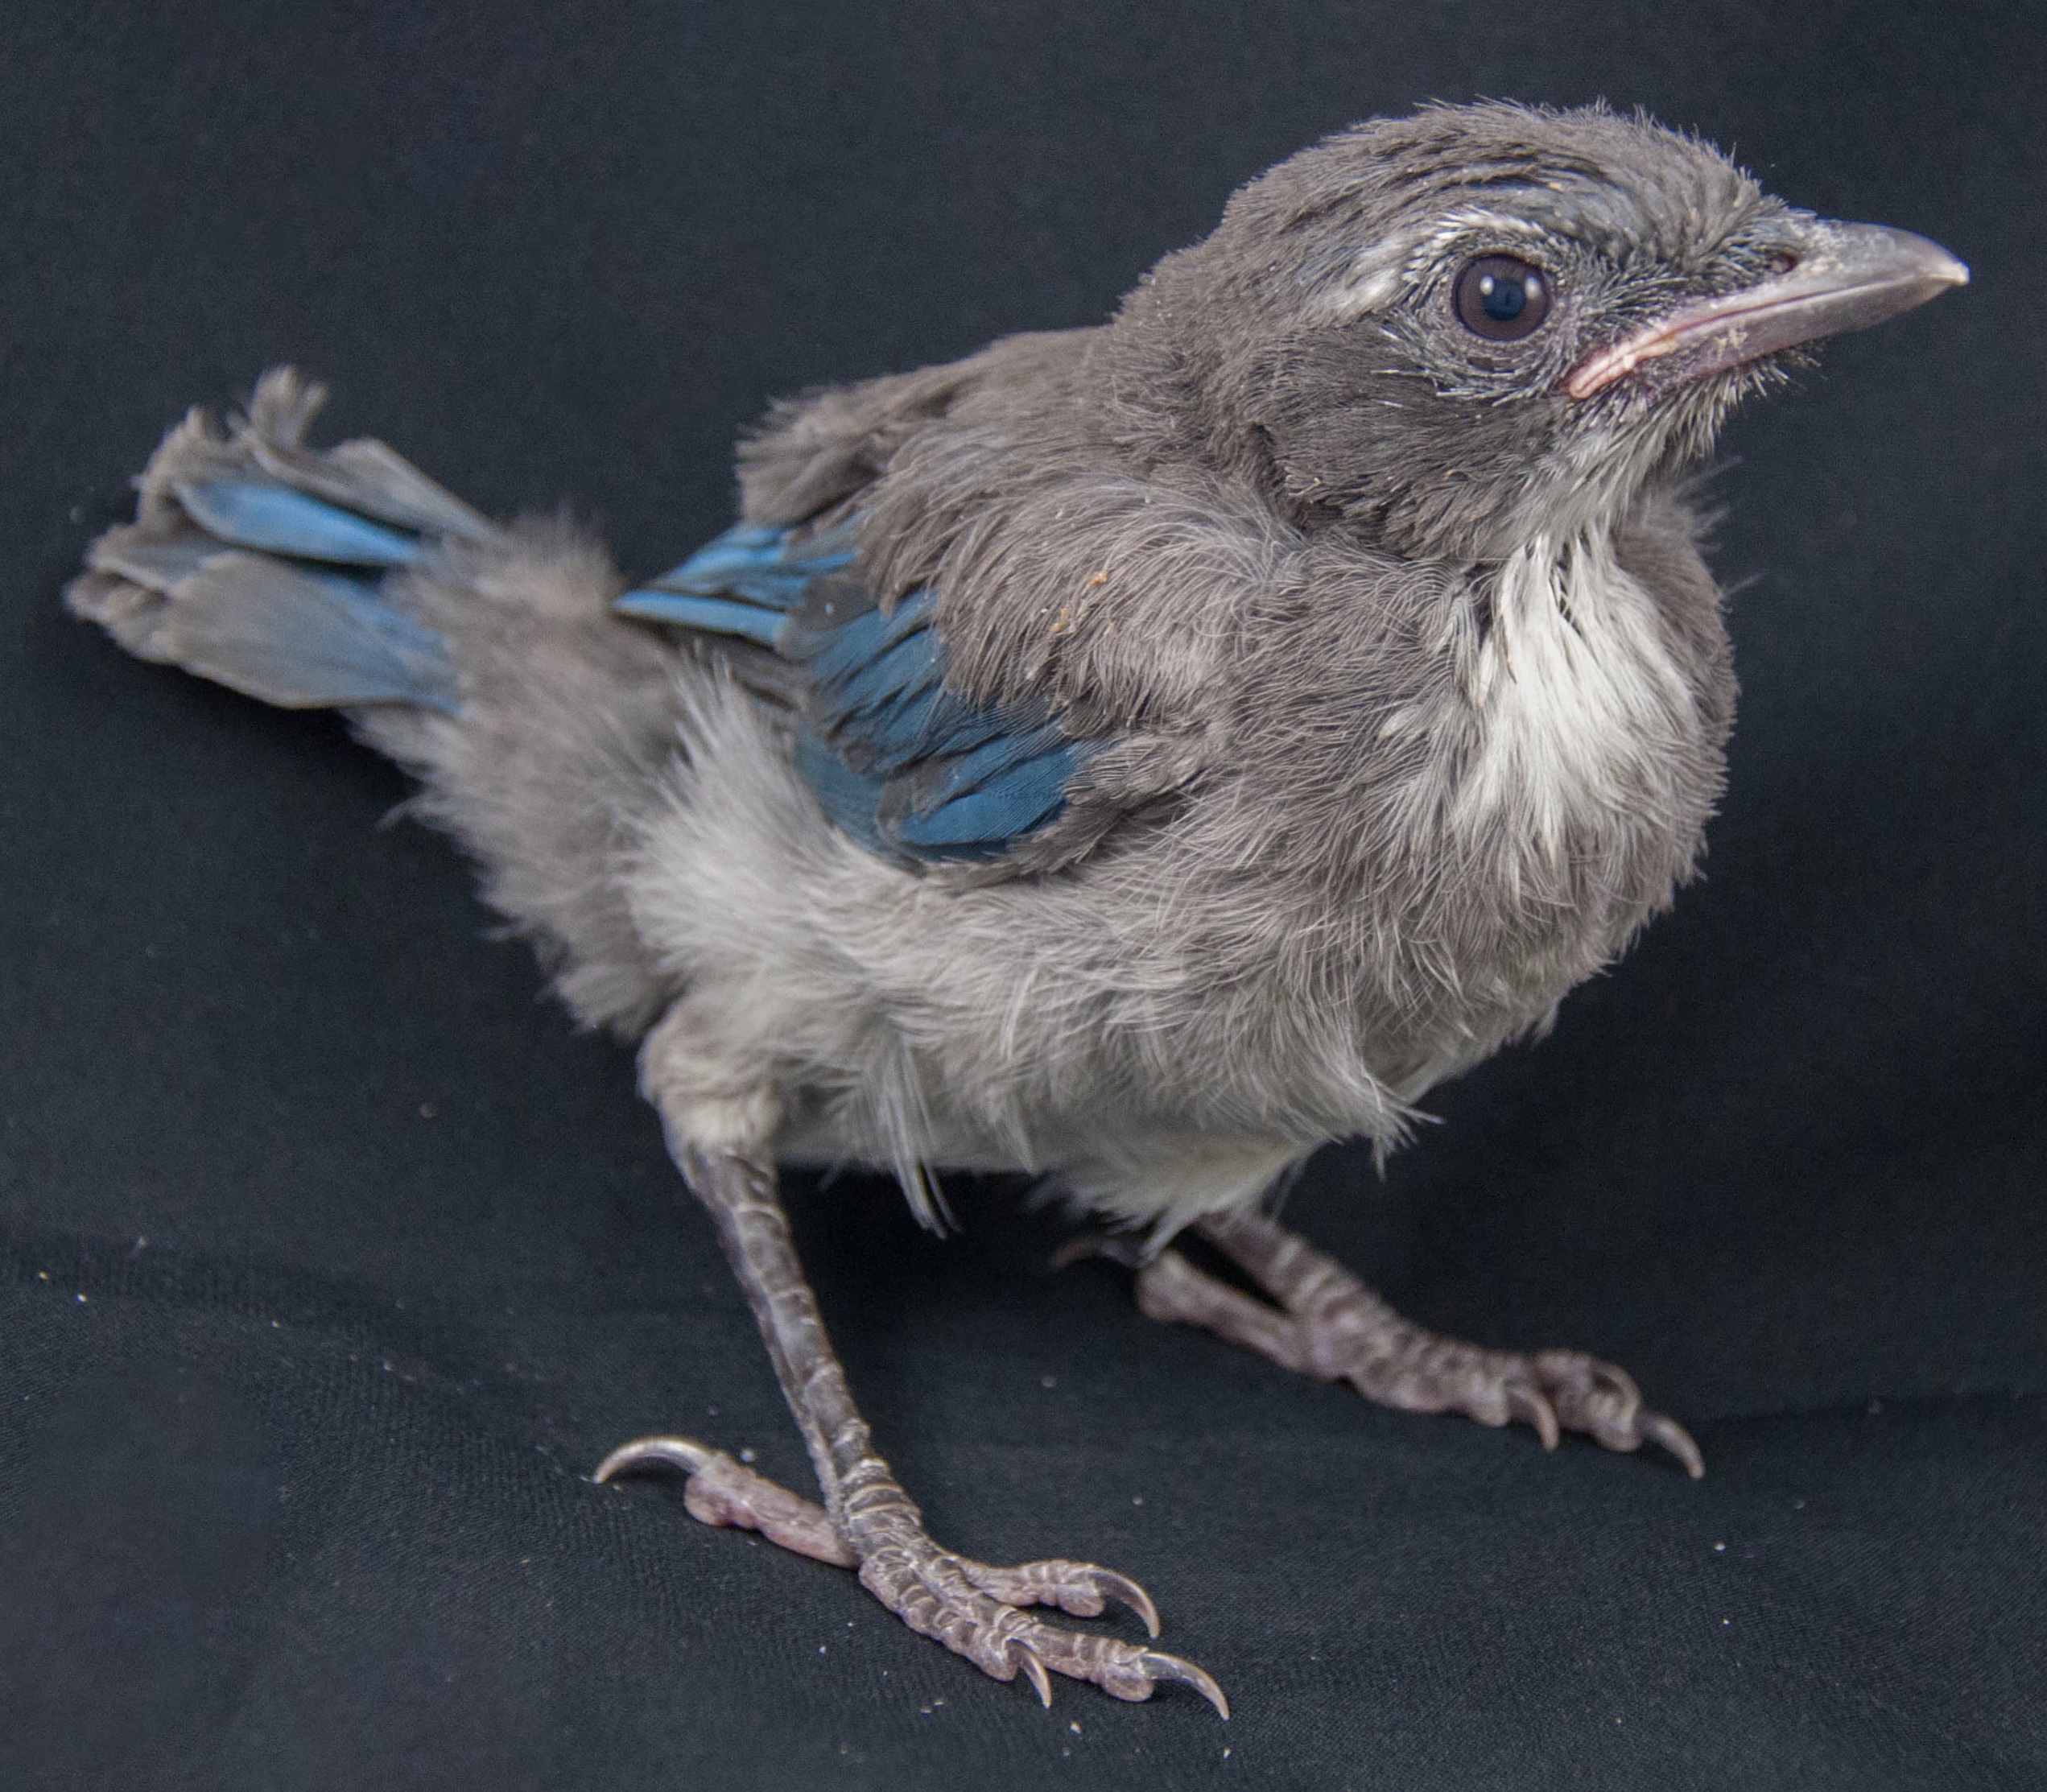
[1564,221,1969,400]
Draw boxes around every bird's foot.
[595,1435,1227,1716]
[1063,1214,1702,1477]
[1309,1316,1707,1477]
[855,1520,1225,1714]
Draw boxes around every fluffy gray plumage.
[69,101,1966,1711]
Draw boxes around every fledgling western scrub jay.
[68,101,1966,1715]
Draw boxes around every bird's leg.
[1083,1210,1702,1477]
[597,1138,1225,1715]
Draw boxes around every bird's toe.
[963,1557,1162,1636]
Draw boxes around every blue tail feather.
[133,551,457,711]
[175,479,424,568]
[75,459,458,712]
[90,528,233,595]
[246,434,501,543]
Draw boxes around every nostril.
[1769,251,1801,276]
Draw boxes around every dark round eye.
[1453,255,1552,341]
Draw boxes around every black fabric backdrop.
[3,4,2042,1787]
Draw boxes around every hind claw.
[1049,1231,1147,1271]
[592,1434,719,1482]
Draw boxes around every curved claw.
[1084,1567,1162,1639]
[1010,1641,1054,1708]
[1505,1381,1561,1451]
[1050,1231,1148,1272]
[1139,1650,1231,1720]
[1641,1410,1707,1480]
[592,1434,721,1483]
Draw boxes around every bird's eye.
[1453,255,1552,341]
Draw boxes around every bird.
[66,100,1967,1717]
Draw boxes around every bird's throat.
[1457,531,1704,871]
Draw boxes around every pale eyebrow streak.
[1313,205,1553,323]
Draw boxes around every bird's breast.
[1178,522,1731,1123]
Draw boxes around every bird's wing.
[616,522,1103,865]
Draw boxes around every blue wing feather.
[834,685,1009,777]
[792,729,893,854]
[615,521,1099,862]
[805,624,947,725]
[895,782,1075,853]
[908,725,1072,806]
[629,521,859,607]
[611,589,792,645]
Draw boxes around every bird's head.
[1111,101,1967,560]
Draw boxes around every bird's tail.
[68,369,691,1036]
[66,369,492,712]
